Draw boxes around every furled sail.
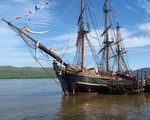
[22,27,49,34]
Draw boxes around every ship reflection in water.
[58,94,150,120]
[0,79,150,120]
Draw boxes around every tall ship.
[3,0,137,95]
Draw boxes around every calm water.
[0,79,150,120]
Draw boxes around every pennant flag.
[13,0,53,22]
[35,6,40,11]
[16,16,22,20]
[29,10,34,14]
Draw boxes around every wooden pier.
[106,78,147,95]
[144,80,150,92]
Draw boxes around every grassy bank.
[0,66,56,79]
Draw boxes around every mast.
[116,22,121,72]
[77,0,87,71]
[80,0,85,70]
[103,0,110,72]
[116,22,129,72]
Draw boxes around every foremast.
[75,0,89,71]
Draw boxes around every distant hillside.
[132,68,150,78]
[0,66,56,79]
[1,66,150,79]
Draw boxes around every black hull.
[53,65,107,95]
[53,63,136,96]
[56,72,109,95]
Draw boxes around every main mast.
[80,0,85,70]
[103,0,110,72]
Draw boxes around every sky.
[0,0,150,70]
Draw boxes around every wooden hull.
[53,63,136,96]
[56,72,109,95]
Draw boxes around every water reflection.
[57,94,150,120]
[0,80,150,120]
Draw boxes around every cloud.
[9,0,28,3]
[127,46,150,52]
[0,25,21,47]
[48,26,150,51]
[138,0,150,17]
[126,6,136,11]
[121,0,137,12]
[1,57,36,67]
[124,35,150,48]
[49,32,77,42]
[125,0,150,51]
[120,27,150,49]
[0,24,34,66]
[138,22,150,33]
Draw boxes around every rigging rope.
[9,25,61,87]
[47,0,78,32]
[86,0,103,49]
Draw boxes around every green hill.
[0,66,56,79]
